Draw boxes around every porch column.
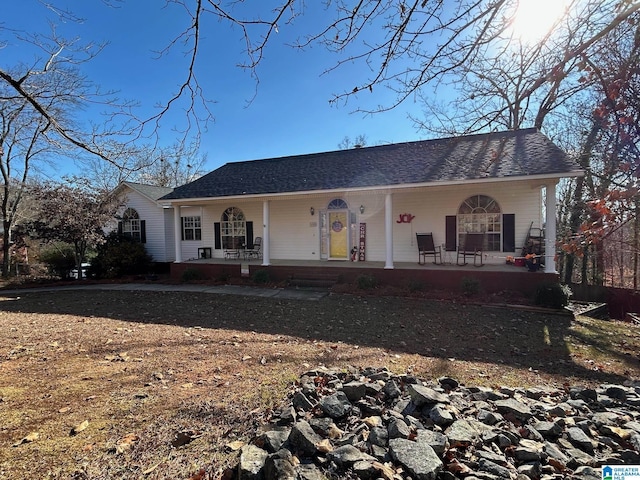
[384,193,394,269]
[262,200,271,266]
[173,205,182,263]
[544,182,558,274]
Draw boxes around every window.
[182,216,202,241]
[221,207,245,249]
[457,194,501,251]
[122,208,142,242]
[328,198,349,210]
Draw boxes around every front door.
[328,210,349,260]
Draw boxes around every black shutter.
[502,214,515,252]
[246,221,254,249]
[445,216,457,251]
[214,222,221,249]
[140,220,146,244]
[117,221,123,236]
[181,217,185,241]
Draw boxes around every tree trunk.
[1,219,10,277]
[564,120,600,284]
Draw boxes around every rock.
[230,367,640,480]
[389,438,443,480]
[382,379,402,399]
[428,404,455,427]
[408,384,450,406]
[446,419,491,447]
[567,426,595,454]
[258,427,290,453]
[416,429,449,456]
[533,420,563,439]
[293,392,315,411]
[318,391,351,419]
[494,398,532,421]
[289,420,323,456]
[387,417,411,439]
[263,449,297,479]
[342,381,367,402]
[327,444,375,468]
[477,458,513,478]
[238,444,268,479]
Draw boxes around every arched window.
[221,207,246,249]
[457,195,501,251]
[327,198,349,210]
[121,208,143,242]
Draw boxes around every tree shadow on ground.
[0,289,636,385]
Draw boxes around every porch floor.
[182,256,541,274]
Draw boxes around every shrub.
[356,274,378,290]
[181,268,206,283]
[534,283,572,309]
[39,242,76,279]
[408,279,426,293]
[252,269,270,284]
[461,276,480,296]
[89,233,152,279]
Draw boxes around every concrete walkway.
[0,283,329,301]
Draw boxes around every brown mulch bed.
[0,287,639,478]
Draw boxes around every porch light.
[359,205,365,214]
[310,207,315,216]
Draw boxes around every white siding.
[118,188,172,262]
[168,179,546,265]
[179,206,203,261]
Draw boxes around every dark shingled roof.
[162,128,580,201]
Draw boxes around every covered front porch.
[170,256,558,296]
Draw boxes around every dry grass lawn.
[0,288,639,479]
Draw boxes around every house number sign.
[396,213,415,224]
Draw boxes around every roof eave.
[158,170,584,205]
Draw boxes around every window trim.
[182,215,202,241]
[122,208,142,243]
[457,194,502,251]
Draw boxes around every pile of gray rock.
[236,366,640,479]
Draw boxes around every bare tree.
[338,134,367,150]
[4,1,639,144]
[81,138,208,190]
[0,65,81,277]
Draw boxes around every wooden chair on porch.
[416,233,442,265]
[457,232,485,266]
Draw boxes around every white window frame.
[182,216,202,241]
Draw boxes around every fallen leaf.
[181,383,194,389]
[188,469,206,480]
[12,432,39,447]
[70,420,89,436]
[225,440,245,451]
[372,461,396,480]
[241,355,252,362]
[58,407,71,414]
[315,438,333,453]
[116,433,140,453]
[142,463,160,475]
[172,430,201,448]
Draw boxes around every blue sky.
[3,1,432,177]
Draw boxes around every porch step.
[287,274,340,289]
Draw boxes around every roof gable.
[120,182,174,202]
[162,128,580,201]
